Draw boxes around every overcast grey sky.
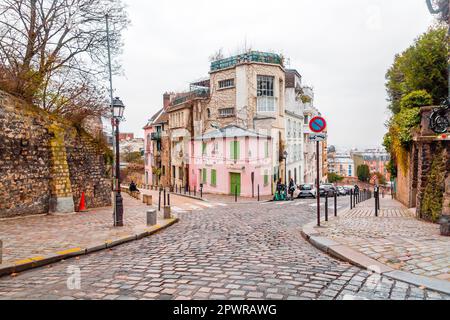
[114,0,434,149]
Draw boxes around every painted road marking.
[292,201,306,206]
[215,203,227,207]
[197,202,214,208]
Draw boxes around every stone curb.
[301,215,450,295]
[0,218,179,278]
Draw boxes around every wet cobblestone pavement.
[0,198,448,300]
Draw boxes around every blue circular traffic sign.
[309,117,327,133]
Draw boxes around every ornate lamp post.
[106,14,125,227]
[112,97,125,227]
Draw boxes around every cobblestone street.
[0,198,447,300]
[318,198,450,281]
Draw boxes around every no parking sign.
[309,116,327,133]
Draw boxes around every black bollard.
[334,191,338,217]
[375,190,379,217]
[235,185,238,203]
[168,192,171,206]
[164,188,166,207]
[194,186,197,197]
[158,189,161,212]
[350,189,353,209]
[325,193,329,222]
[189,186,191,196]
[200,186,203,198]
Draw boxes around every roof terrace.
[210,51,284,72]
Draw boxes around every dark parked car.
[298,184,316,198]
[320,184,336,197]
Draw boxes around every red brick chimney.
[163,93,171,111]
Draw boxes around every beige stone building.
[205,52,287,189]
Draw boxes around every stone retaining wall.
[0,90,111,218]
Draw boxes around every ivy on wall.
[420,143,445,222]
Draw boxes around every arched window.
[207,108,211,119]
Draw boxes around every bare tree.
[0,0,129,120]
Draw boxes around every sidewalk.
[0,193,178,275]
[302,197,450,294]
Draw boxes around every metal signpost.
[309,116,327,227]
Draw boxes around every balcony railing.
[211,51,283,72]
[171,89,210,106]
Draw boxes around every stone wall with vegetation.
[0,90,111,218]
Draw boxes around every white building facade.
[284,70,305,184]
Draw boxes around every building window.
[230,141,240,161]
[265,141,269,158]
[211,169,217,186]
[162,166,166,176]
[264,170,269,186]
[202,168,207,184]
[207,108,211,118]
[288,119,291,138]
[218,79,234,89]
[257,76,274,97]
[304,115,309,125]
[202,142,207,156]
[219,108,235,118]
[257,75,275,112]
[179,167,183,180]
[212,141,219,155]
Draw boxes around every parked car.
[298,184,316,198]
[320,184,336,197]
[343,185,355,195]
[336,186,347,196]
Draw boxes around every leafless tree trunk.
[0,0,129,120]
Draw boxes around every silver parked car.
[298,184,316,198]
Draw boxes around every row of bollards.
[318,192,340,226]
[173,184,203,199]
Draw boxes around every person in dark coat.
[289,178,296,200]
[129,181,139,192]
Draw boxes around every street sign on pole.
[309,116,327,133]
[310,116,327,227]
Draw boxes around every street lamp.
[112,97,125,227]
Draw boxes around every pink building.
[190,125,273,197]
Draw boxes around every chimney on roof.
[163,93,171,110]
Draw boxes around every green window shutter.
[230,141,235,160]
[265,141,269,158]
[235,141,240,160]
[264,170,269,186]
[211,169,217,186]
[202,169,207,183]
[202,142,207,155]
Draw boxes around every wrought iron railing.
[171,89,210,106]
[211,51,283,72]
